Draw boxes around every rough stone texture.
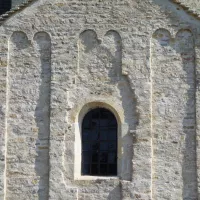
[6,31,51,200]
[152,29,197,199]
[1,0,200,200]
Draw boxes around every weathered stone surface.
[152,29,197,199]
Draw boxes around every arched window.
[81,108,118,176]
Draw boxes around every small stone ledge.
[75,176,119,181]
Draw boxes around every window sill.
[75,176,119,181]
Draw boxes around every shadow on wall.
[177,30,197,200]
[152,28,197,199]
[107,185,122,200]
[34,32,51,200]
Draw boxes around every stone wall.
[152,29,196,199]
[6,31,51,199]
[0,0,200,199]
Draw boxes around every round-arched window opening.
[81,108,118,176]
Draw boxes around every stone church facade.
[0,0,200,199]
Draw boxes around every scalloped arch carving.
[151,28,197,199]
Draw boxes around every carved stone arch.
[34,31,51,50]
[73,100,126,180]
[105,30,122,42]
[33,31,51,200]
[78,29,123,80]
[176,28,194,37]
[176,29,194,53]
[151,27,197,199]
[104,30,122,52]
[79,29,100,53]
[9,31,30,50]
[76,29,135,181]
[5,30,32,199]
[77,101,124,126]
[152,28,171,46]
[152,28,171,36]
[175,28,197,199]
[103,30,122,76]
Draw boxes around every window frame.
[81,108,118,176]
[73,102,124,180]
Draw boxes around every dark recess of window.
[81,108,118,176]
[0,0,11,15]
